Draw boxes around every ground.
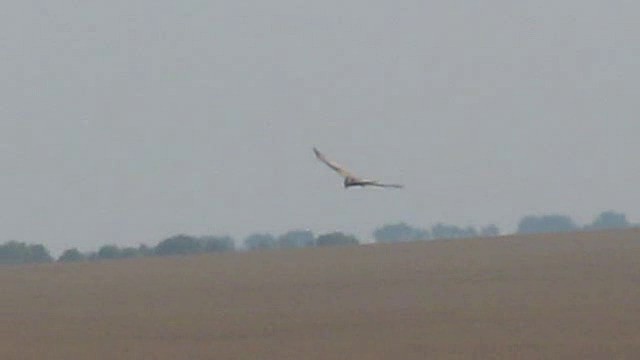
[2,229,640,359]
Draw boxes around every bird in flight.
[313,147,403,189]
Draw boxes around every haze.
[1,1,638,253]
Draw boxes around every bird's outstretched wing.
[313,147,356,178]
[347,179,404,189]
[371,182,404,189]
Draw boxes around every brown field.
[3,229,640,359]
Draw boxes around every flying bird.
[313,147,403,189]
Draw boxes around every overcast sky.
[1,1,639,253]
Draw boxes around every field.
[3,229,640,359]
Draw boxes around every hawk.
[313,147,403,189]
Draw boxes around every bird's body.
[313,147,403,189]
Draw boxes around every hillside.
[2,229,640,359]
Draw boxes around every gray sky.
[1,1,639,253]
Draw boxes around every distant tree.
[0,241,26,264]
[97,245,121,260]
[28,244,54,263]
[200,236,235,253]
[0,241,53,265]
[315,232,359,247]
[137,244,154,257]
[586,211,629,231]
[373,223,430,243]
[244,233,277,250]
[58,248,86,262]
[431,223,457,239]
[517,214,578,234]
[119,247,142,258]
[154,234,202,256]
[461,226,478,238]
[480,224,500,237]
[277,230,315,249]
[431,223,478,239]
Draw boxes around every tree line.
[0,229,360,265]
[371,210,634,243]
[0,210,635,265]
